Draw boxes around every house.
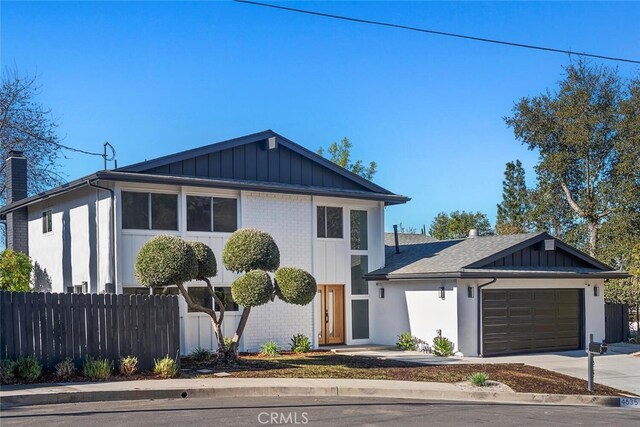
[1,130,626,356]
[366,232,627,356]
[0,130,407,353]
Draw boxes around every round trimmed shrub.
[187,240,217,278]
[231,270,273,307]
[274,267,317,305]
[135,235,198,287]
[223,228,280,273]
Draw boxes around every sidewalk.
[0,377,624,408]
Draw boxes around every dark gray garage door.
[482,289,582,356]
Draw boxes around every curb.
[0,384,623,409]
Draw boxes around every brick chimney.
[5,151,29,254]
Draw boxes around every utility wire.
[55,142,104,157]
[234,0,640,65]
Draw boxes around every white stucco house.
[1,130,627,356]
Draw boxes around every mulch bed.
[2,352,630,397]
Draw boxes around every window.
[214,287,239,311]
[122,191,178,230]
[317,206,343,238]
[152,286,180,296]
[351,255,369,295]
[187,287,213,312]
[42,210,52,234]
[351,300,369,340]
[186,196,237,233]
[350,210,368,250]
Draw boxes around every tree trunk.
[588,221,598,257]
[229,306,252,361]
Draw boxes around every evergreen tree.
[496,160,531,235]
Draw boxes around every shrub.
[190,346,212,362]
[290,334,311,353]
[83,357,113,380]
[468,372,489,387]
[223,228,280,273]
[275,267,317,305]
[15,356,42,381]
[135,235,198,287]
[231,270,274,307]
[154,356,178,379]
[432,336,455,357]
[0,359,17,383]
[55,357,75,377]
[260,341,280,357]
[224,337,233,351]
[396,332,418,351]
[119,356,138,376]
[0,249,32,291]
[187,241,217,278]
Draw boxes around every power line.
[234,0,640,65]
[55,142,103,157]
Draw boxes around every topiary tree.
[224,228,317,359]
[0,249,32,292]
[136,236,228,358]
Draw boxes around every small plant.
[468,372,489,387]
[0,359,17,384]
[224,337,233,351]
[260,341,280,357]
[83,357,113,380]
[119,355,138,376]
[55,357,75,377]
[154,356,178,379]
[432,335,455,357]
[290,334,311,353]
[396,332,418,351]
[15,356,43,382]
[190,346,213,362]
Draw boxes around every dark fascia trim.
[114,129,395,196]
[365,270,630,281]
[101,171,409,204]
[0,170,409,215]
[0,173,99,215]
[463,232,615,271]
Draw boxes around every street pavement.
[1,396,638,427]
[339,342,640,395]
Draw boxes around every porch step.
[329,344,397,354]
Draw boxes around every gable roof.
[115,130,402,198]
[366,232,628,280]
[0,130,409,215]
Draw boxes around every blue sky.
[2,1,639,232]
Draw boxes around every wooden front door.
[318,285,345,345]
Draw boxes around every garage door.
[482,289,582,356]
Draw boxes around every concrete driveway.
[338,343,640,395]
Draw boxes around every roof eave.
[365,270,631,281]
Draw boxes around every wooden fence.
[604,303,629,343]
[0,291,180,370]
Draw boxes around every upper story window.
[186,196,237,233]
[42,210,52,234]
[350,210,368,250]
[317,206,343,238]
[122,191,178,230]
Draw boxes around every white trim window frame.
[42,209,53,235]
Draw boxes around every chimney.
[468,229,478,238]
[393,224,400,254]
[5,151,29,254]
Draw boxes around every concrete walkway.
[339,343,640,395]
[0,377,624,409]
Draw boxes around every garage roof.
[366,232,629,280]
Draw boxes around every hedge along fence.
[0,291,180,370]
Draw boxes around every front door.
[318,285,345,345]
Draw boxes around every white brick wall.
[239,191,314,351]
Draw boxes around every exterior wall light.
[467,286,474,298]
[594,286,599,297]
[379,287,385,299]
[439,286,446,300]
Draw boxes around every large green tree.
[317,137,377,180]
[428,211,492,240]
[496,160,531,235]
[505,60,640,256]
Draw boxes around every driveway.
[339,343,640,395]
